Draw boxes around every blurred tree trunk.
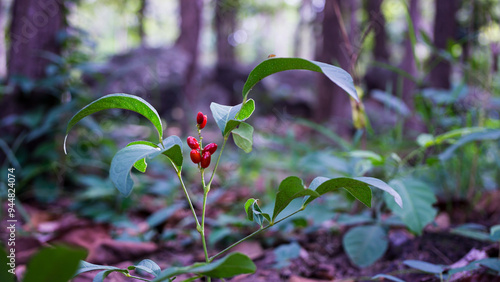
[0,0,5,77]
[364,0,394,93]
[175,0,203,105]
[214,0,240,105]
[367,0,389,61]
[137,0,147,44]
[4,0,65,119]
[314,0,352,135]
[429,0,458,89]
[399,0,419,111]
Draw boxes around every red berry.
[187,136,200,150]
[203,143,218,155]
[190,149,201,164]
[197,112,204,125]
[200,151,211,168]
[199,115,207,129]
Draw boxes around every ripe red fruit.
[203,143,218,155]
[200,151,211,168]
[190,149,201,164]
[187,136,200,150]
[199,115,207,129]
[197,112,204,125]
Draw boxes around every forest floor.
[6,189,500,282]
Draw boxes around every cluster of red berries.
[187,112,217,169]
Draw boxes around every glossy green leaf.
[384,178,437,235]
[304,177,372,207]
[210,99,255,136]
[244,198,270,226]
[126,141,160,173]
[74,261,121,277]
[23,246,86,282]
[272,176,320,222]
[110,136,183,196]
[128,259,161,277]
[403,260,445,274]
[64,93,163,153]
[232,122,254,153]
[343,225,388,268]
[152,252,256,281]
[354,177,403,208]
[242,57,358,102]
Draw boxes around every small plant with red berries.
[64,57,403,281]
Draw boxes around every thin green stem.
[176,171,200,227]
[208,136,228,187]
[200,169,210,263]
[125,273,151,281]
[209,208,304,262]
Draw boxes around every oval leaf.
[403,260,445,274]
[232,122,254,153]
[272,176,320,222]
[304,177,372,207]
[110,136,183,196]
[64,93,163,153]
[355,177,403,208]
[211,99,255,136]
[384,178,437,235]
[343,225,388,268]
[242,57,358,102]
[128,259,161,277]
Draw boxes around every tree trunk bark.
[367,0,389,61]
[429,0,458,89]
[175,0,203,105]
[399,0,419,111]
[137,0,147,45]
[314,0,352,135]
[4,0,65,118]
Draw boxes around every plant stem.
[176,171,200,227]
[209,207,305,262]
[125,273,151,281]
[200,169,210,263]
[208,136,228,187]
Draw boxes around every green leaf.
[210,99,255,136]
[147,203,184,228]
[92,269,129,282]
[23,246,87,282]
[152,253,256,281]
[343,225,388,268]
[403,260,445,274]
[478,258,500,273]
[384,178,437,235]
[232,122,254,153]
[64,93,163,153]
[491,225,500,241]
[126,141,160,173]
[128,259,161,277]
[439,129,500,161]
[272,176,320,222]
[354,177,403,208]
[304,177,372,207]
[74,261,121,277]
[244,198,270,226]
[242,57,358,102]
[110,136,183,196]
[451,224,492,242]
[273,242,301,269]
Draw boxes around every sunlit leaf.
[272,176,320,222]
[242,58,358,102]
[211,99,255,136]
[304,177,372,207]
[64,93,163,153]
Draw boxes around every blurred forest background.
[1,0,500,281]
